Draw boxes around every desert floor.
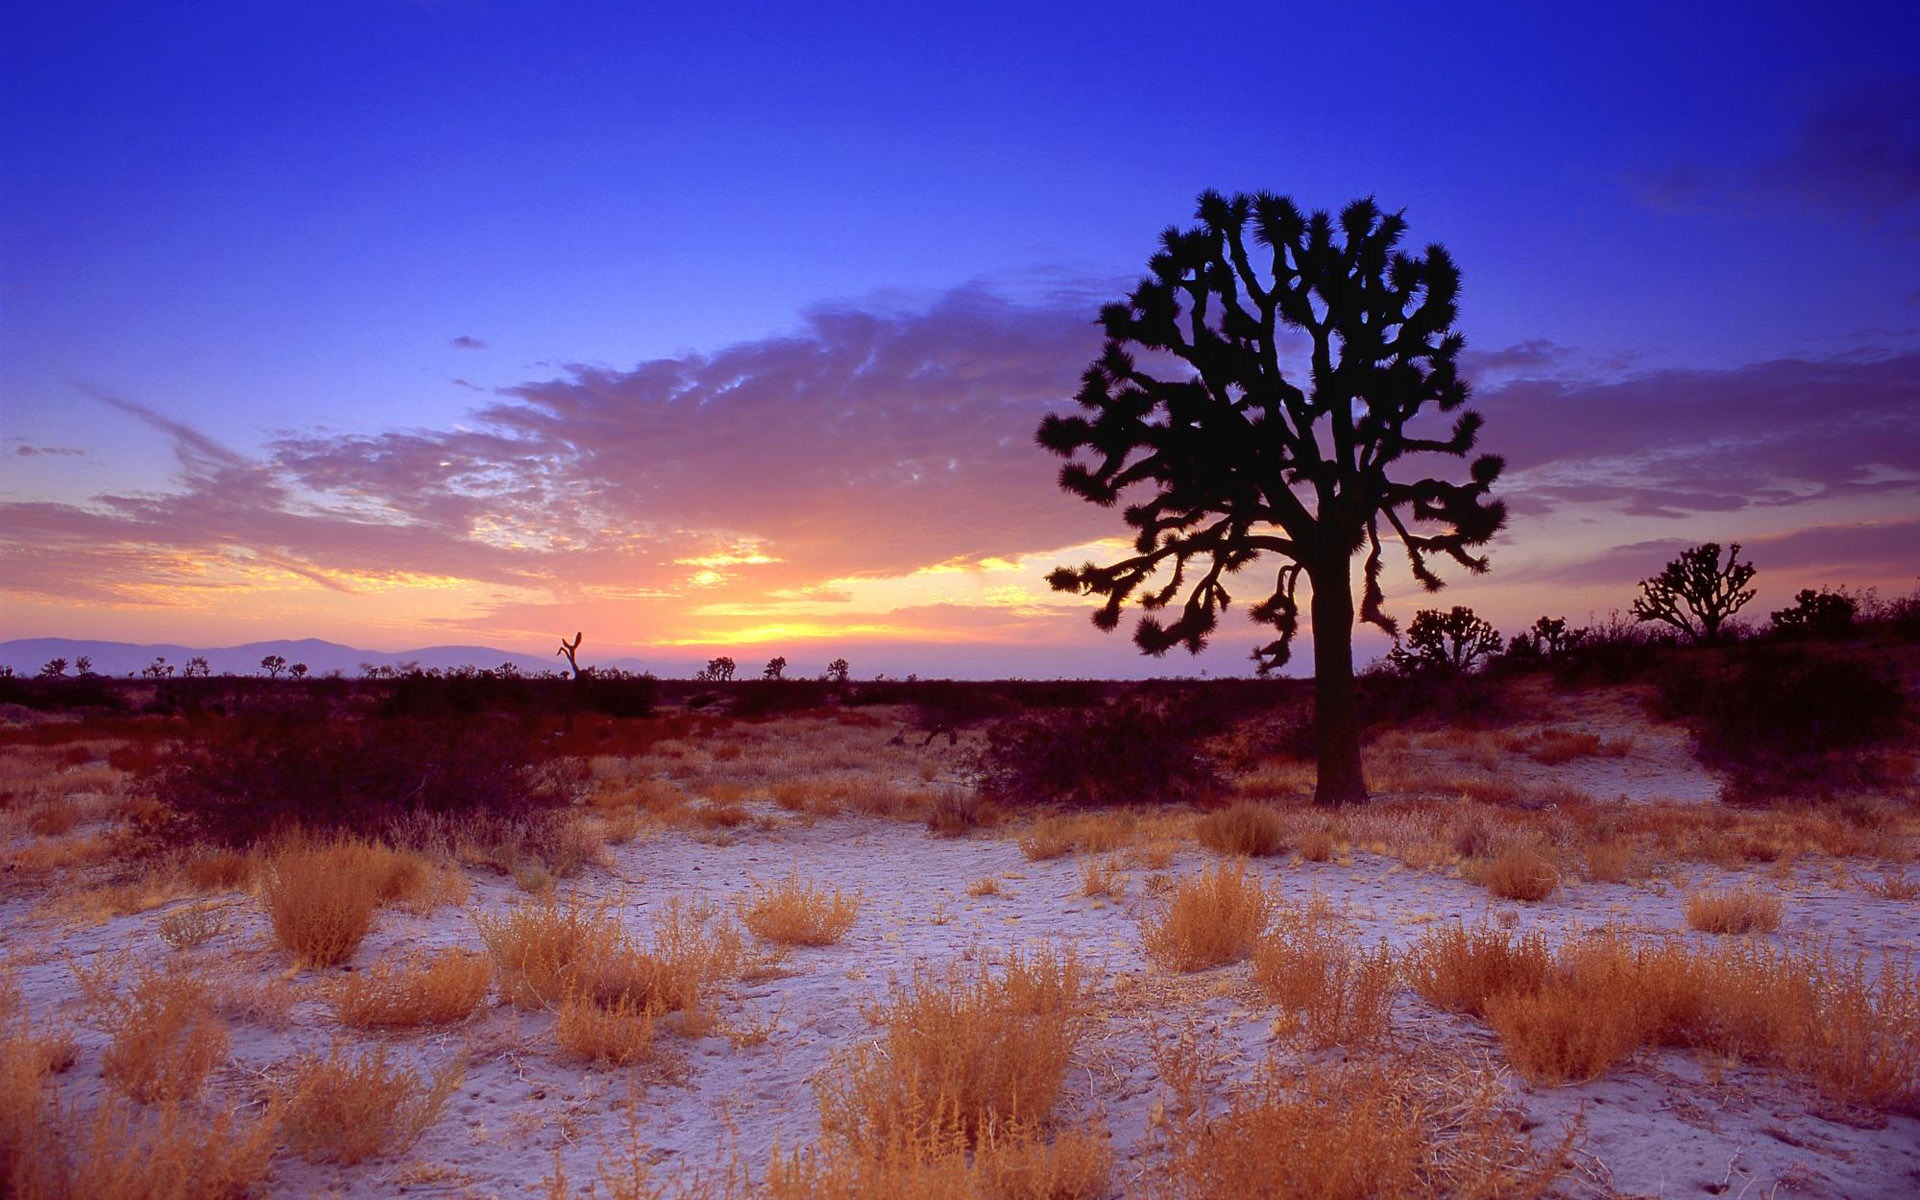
[3,682,1917,1198]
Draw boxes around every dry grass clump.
[75,961,230,1104]
[967,875,1004,898]
[1195,802,1287,858]
[1016,811,1140,861]
[1142,862,1272,972]
[738,869,861,946]
[1146,1040,1566,1200]
[182,847,252,892]
[762,1121,1112,1200]
[18,1098,281,1200]
[1474,847,1559,902]
[278,1041,463,1164]
[1080,856,1126,898]
[1404,924,1553,1019]
[1683,885,1784,934]
[155,902,226,950]
[1,973,77,1193]
[259,836,403,966]
[1253,896,1395,1049]
[815,948,1089,1153]
[335,947,491,1029]
[477,894,741,1056]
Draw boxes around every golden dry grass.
[1142,862,1272,973]
[1474,847,1559,902]
[1145,1038,1566,1200]
[73,961,230,1104]
[335,947,491,1029]
[278,1041,463,1165]
[739,869,861,945]
[1404,924,1553,1019]
[1194,802,1287,858]
[1253,896,1396,1050]
[260,836,393,967]
[815,948,1089,1152]
[1683,885,1785,934]
[15,1097,280,1200]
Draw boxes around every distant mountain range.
[0,637,678,679]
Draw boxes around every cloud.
[1640,78,1920,222]
[10,444,86,458]
[1759,79,1920,217]
[1481,352,1920,520]
[4,287,1112,632]
[450,335,488,350]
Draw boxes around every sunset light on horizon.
[4,2,1917,678]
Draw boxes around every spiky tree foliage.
[763,655,787,681]
[1390,606,1503,675]
[701,656,736,682]
[1631,543,1756,644]
[1037,192,1505,805]
[825,658,851,684]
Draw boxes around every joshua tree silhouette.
[1038,191,1505,805]
[1632,543,1755,644]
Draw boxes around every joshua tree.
[38,658,68,679]
[260,654,287,678]
[141,656,174,679]
[1038,192,1505,805]
[1389,606,1503,674]
[75,655,94,676]
[556,631,586,679]
[1770,588,1856,639]
[763,656,787,681]
[289,662,309,679]
[1632,543,1756,644]
[703,656,737,682]
[182,656,210,678]
[825,657,851,684]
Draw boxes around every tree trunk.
[1309,564,1368,807]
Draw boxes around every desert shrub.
[19,1098,280,1200]
[1770,588,1857,639]
[762,1122,1112,1200]
[1658,645,1909,796]
[1017,811,1139,861]
[476,896,740,1037]
[1404,924,1552,1019]
[335,947,491,1029]
[150,702,558,846]
[923,791,986,836]
[87,964,230,1104]
[156,903,226,950]
[1683,886,1784,934]
[975,697,1223,808]
[1253,899,1395,1049]
[554,991,658,1066]
[1195,802,1286,857]
[814,948,1088,1151]
[1475,848,1559,902]
[278,1042,463,1164]
[738,869,861,946]
[1146,1049,1565,1200]
[260,837,394,967]
[1142,862,1272,972]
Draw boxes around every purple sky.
[3,2,1917,676]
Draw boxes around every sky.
[2,1,1917,678]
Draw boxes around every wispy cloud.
[450,335,488,350]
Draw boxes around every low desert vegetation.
[1194,800,1287,857]
[334,947,491,1029]
[1683,884,1785,934]
[276,1041,464,1165]
[1253,894,1396,1050]
[1142,861,1273,972]
[814,947,1090,1151]
[737,869,861,945]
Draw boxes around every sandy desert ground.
[2,680,1917,1199]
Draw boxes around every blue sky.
[3,1,1916,674]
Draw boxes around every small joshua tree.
[763,656,787,681]
[1388,605,1502,674]
[38,658,68,679]
[75,655,94,676]
[825,657,851,684]
[704,656,736,682]
[556,632,585,679]
[183,656,210,678]
[289,662,309,679]
[1770,588,1856,639]
[260,654,288,679]
[1632,543,1756,644]
[141,656,174,679]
